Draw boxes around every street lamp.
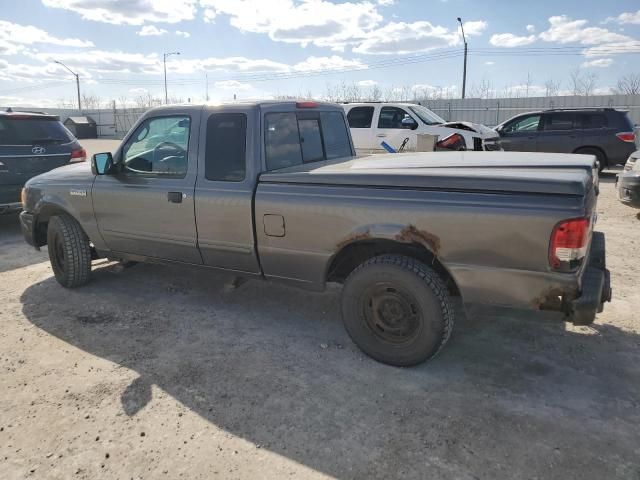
[55,60,81,112]
[457,17,468,99]
[163,51,180,104]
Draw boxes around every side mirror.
[92,152,114,175]
[401,116,418,130]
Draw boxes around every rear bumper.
[20,211,37,247]
[567,232,611,325]
[615,172,640,209]
[0,202,21,215]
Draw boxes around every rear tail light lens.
[549,218,590,271]
[616,132,636,143]
[70,147,87,162]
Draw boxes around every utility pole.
[163,51,180,104]
[55,60,81,112]
[205,72,209,101]
[457,17,468,99]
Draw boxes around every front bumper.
[568,232,611,325]
[0,202,21,215]
[615,172,640,209]
[20,211,37,248]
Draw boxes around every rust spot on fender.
[395,225,441,255]
[336,229,372,250]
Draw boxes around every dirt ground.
[1,141,639,480]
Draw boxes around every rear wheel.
[47,214,92,288]
[575,147,607,172]
[341,255,454,367]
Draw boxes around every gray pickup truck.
[20,101,611,366]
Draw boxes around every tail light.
[616,132,636,143]
[70,147,87,162]
[549,218,590,271]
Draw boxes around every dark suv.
[492,108,637,170]
[0,110,86,214]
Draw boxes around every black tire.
[341,255,454,367]
[575,147,607,172]
[47,214,92,288]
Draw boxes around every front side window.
[122,115,190,177]
[347,107,374,128]
[205,113,246,182]
[378,107,414,129]
[504,115,541,133]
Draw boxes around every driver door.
[92,112,202,264]
[498,114,541,152]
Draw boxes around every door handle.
[167,192,184,203]
[376,134,387,138]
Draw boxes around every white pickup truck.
[343,102,499,153]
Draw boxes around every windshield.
[408,105,446,125]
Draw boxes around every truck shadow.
[0,213,48,273]
[19,262,640,479]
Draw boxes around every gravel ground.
[1,142,639,479]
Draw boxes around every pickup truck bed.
[19,102,611,366]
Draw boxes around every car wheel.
[47,214,92,288]
[575,147,607,172]
[341,254,454,367]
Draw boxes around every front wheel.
[47,214,92,288]
[341,255,454,367]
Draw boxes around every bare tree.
[544,79,561,97]
[81,93,102,110]
[470,78,494,99]
[570,68,598,96]
[370,84,382,101]
[523,72,533,97]
[613,73,640,95]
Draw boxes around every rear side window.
[205,113,247,182]
[265,110,353,170]
[578,114,608,129]
[544,113,575,131]
[0,117,74,145]
[347,106,374,128]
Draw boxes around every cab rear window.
[265,111,352,170]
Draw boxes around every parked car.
[0,109,86,214]
[20,101,610,366]
[616,150,640,208]
[490,108,637,171]
[343,102,499,153]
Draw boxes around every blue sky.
[1,0,639,107]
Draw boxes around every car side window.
[347,107,374,128]
[265,113,303,170]
[205,113,246,182]
[579,114,608,129]
[122,115,190,177]
[543,113,575,131]
[504,115,541,133]
[378,107,414,129]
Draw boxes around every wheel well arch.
[573,145,608,166]
[32,204,74,247]
[326,239,460,297]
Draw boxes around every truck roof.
[144,100,343,114]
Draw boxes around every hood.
[440,121,498,138]
[260,151,596,197]
[26,160,93,185]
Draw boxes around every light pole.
[163,51,180,104]
[457,17,468,99]
[55,60,81,112]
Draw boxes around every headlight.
[625,155,638,171]
[21,187,27,206]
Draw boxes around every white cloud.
[490,33,536,47]
[526,24,536,33]
[175,30,191,38]
[42,0,198,25]
[539,15,630,45]
[353,21,458,54]
[605,10,640,25]
[484,61,495,65]
[137,25,167,36]
[582,40,640,57]
[214,80,251,90]
[357,79,377,87]
[292,55,365,71]
[377,0,395,5]
[30,50,160,75]
[581,58,613,68]
[463,20,488,36]
[0,58,90,82]
[0,20,93,52]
